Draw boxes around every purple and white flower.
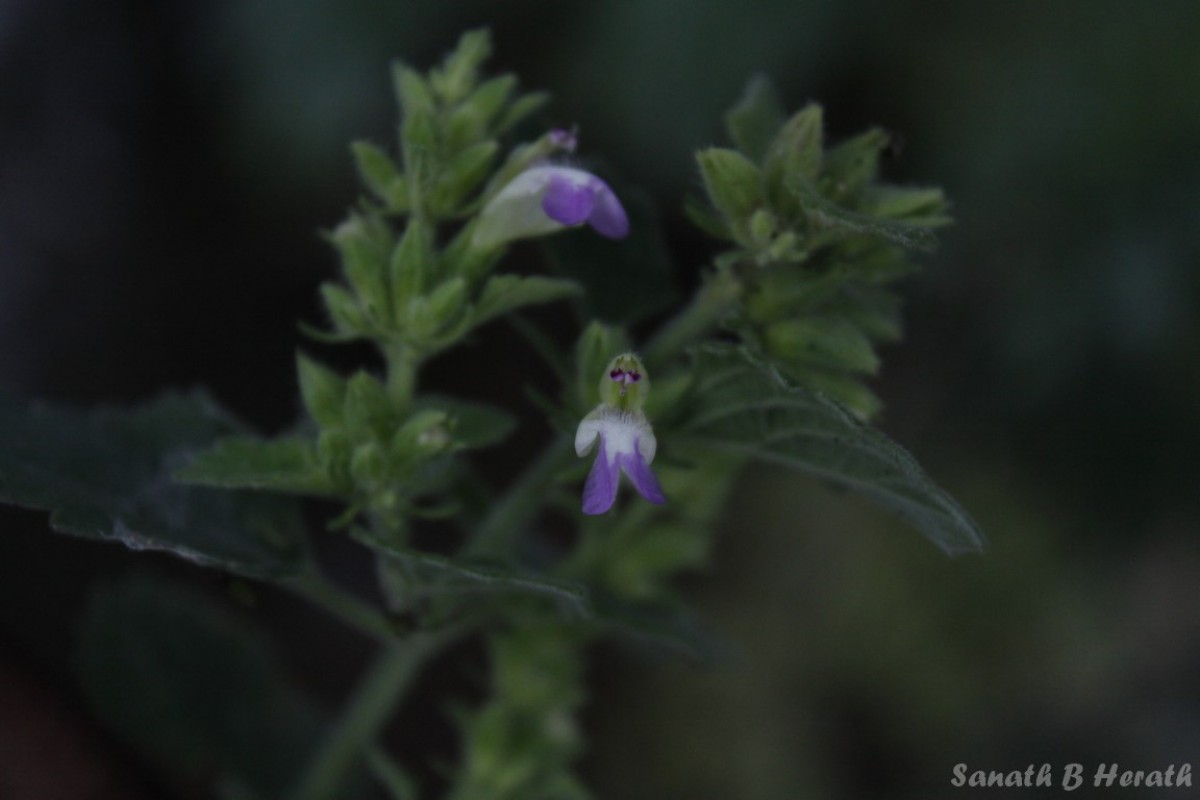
[575,407,665,515]
[472,164,630,250]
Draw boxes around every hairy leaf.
[724,74,786,163]
[471,274,581,329]
[358,528,715,657]
[356,527,586,610]
[175,436,339,497]
[0,392,307,578]
[680,347,985,555]
[789,175,939,251]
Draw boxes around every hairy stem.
[467,434,574,559]
[642,269,741,368]
[288,633,446,800]
[284,572,398,644]
[384,342,418,408]
[368,746,418,799]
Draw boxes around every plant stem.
[384,342,418,408]
[642,269,741,368]
[284,572,398,644]
[367,746,418,799]
[467,434,574,558]
[288,634,445,800]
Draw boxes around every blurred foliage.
[77,574,369,799]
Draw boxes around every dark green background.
[2,1,1197,797]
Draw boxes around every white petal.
[581,408,654,466]
[638,427,657,464]
[575,414,601,456]
[472,166,601,250]
[493,165,555,199]
[473,169,556,249]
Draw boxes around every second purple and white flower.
[574,353,665,515]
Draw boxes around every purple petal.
[587,184,630,239]
[619,445,665,505]
[582,439,620,515]
[542,174,595,226]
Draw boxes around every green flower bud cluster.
[351,29,548,220]
[316,31,568,355]
[692,76,951,416]
[287,30,585,533]
[298,354,504,535]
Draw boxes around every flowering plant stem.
[1,29,983,799]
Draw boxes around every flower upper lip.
[472,164,630,249]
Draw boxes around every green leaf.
[724,74,786,163]
[358,527,716,658]
[784,367,883,420]
[77,574,370,799]
[860,185,952,227]
[471,275,581,329]
[764,317,881,374]
[788,175,939,251]
[354,528,591,616]
[351,140,400,204]
[764,104,824,208]
[467,74,518,130]
[331,214,393,325]
[175,436,339,497]
[416,396,516,449]
[495,90,551,134]
[433,139,499,211]
[390,218,436,307]
[680,346,985,555]
[297,353,346,428]
[319,282,370,340]
[431,28,492,105]
[424,277,470,333]
[0,392,307,578]
[819,128,888,203]
[696,148,763,224]
[343,371,394,442]
[393,62,435,119]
